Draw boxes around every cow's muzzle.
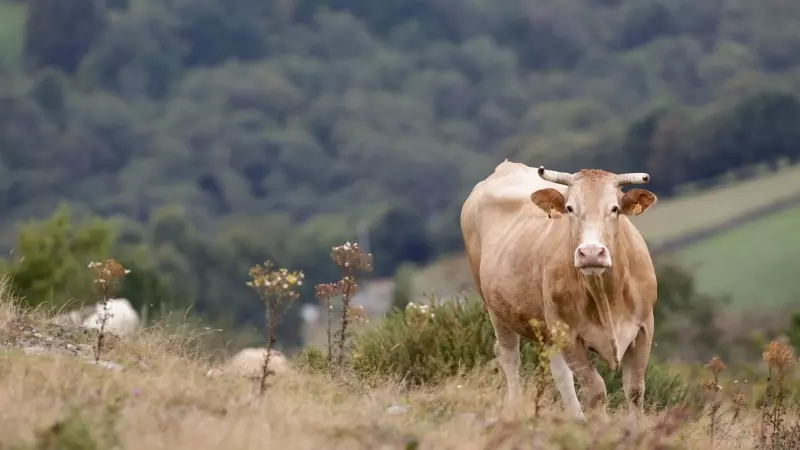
[574,242,612,275]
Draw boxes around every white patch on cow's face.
[564,181,621,274]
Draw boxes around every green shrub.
[390,262,416,313]
[0,204,185,321]
[293,345,329,372]
[596,355,703,411]
[351,296,543,384]
[0,204,112,310]
[29,411,99,450]
[351,296,699,410]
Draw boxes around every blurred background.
[0,0,799,366]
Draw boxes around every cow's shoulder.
[618,217,657,286]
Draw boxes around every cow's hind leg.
[489,312,522,405]
[621,312,654,418]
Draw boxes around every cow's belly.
[580,318,642,367]
[482,283,547,340]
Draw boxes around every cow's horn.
[616,173,650,186]
[537,166,573,186]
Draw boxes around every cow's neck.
[577,235,630,371]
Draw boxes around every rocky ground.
[1,314,128,371]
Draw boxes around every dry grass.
[0,277,19,328]
[0,278,796,450]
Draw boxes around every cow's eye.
[611,205,619,214]
[565,205,574,214]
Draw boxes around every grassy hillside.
[411,164,800,307]
[673,202,800,309]
[1,277,794,449]
[633,164,800,250]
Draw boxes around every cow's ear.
[531,188,566,218]
[620,189,657,216]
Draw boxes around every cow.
[460,160,658,422]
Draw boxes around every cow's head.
[530,167,657,276]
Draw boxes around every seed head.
[331,242,373,272]
[763,339,794,372]
[700,379,721,392]
[248,261,304,301]
[88,258,129,293]
[706,356,726,374]
[315,281,344,304]
[347,304,369,325]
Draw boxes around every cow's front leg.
[621,312,654,418]
[549,351,584,421]
[489,312,522,405]
[562,340,608,420]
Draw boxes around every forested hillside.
[2,0,800,350]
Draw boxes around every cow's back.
[462,161,555,241]
[461,161,565,322]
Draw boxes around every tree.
[369,205,433,277]
[24,0,108,73]
[390,262,415,312]
[0,204,112,309]
[786,312,800,352]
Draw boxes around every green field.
[0,0,24,68]
[630,164,800,248]
[672,202,800,309]
[412,164,800,309]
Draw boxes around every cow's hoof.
[568,414,589,427]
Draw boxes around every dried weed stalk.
[641,407,691,449]
[528,318,570,421]
[759,338,796,448]
[87,259,129,363]
[701,355,726,446]
[247,261,303,395]
[314,241,372,368]
[315,282,338,365]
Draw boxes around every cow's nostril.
[597,247,606,256]
[577,248,585,257]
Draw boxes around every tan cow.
[460,160,658,421]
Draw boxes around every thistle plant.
[247,261,304,395]
[87,259,130,363]
[314,241,372,368]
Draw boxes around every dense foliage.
[2,0,800,346]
